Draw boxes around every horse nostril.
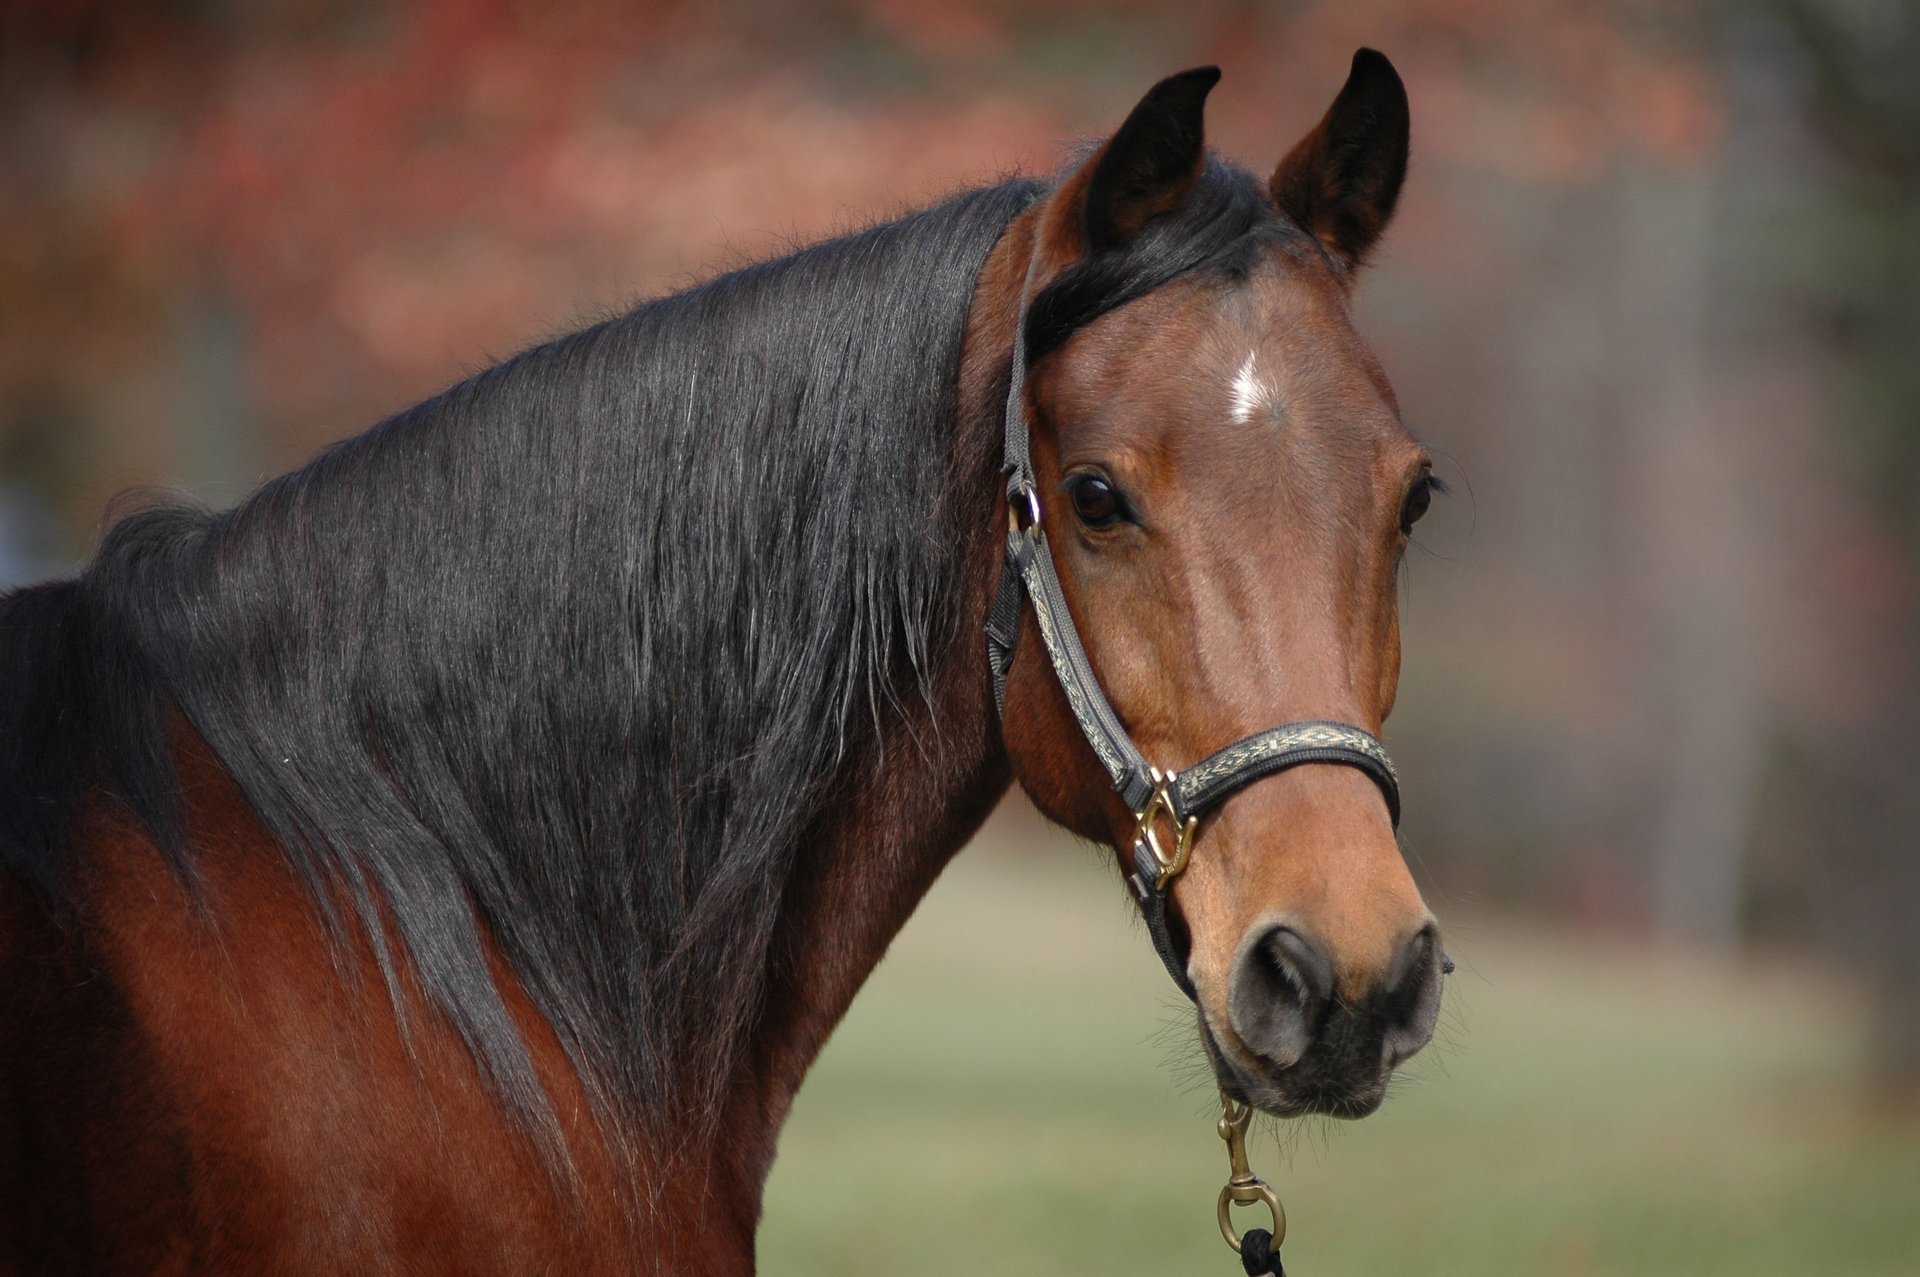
[1381,923,1444,1069]
[1386,924,1434,994]
[1228,925,1333,1069]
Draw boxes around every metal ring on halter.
[1132,767,1197,892]
[1007,482,1041,534]
[1216,1180,1286,1253]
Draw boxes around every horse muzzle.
[1202,918,1445,1119]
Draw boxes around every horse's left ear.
[1270,48,1409,274]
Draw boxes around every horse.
[0,49,1445,1274]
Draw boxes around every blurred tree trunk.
[1755,0,1920,1096]
[1612,153,1767,951]
[1828,669,1920,1093]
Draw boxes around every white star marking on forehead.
[1228,351,1275,424]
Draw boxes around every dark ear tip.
[1349,48,1405,91]
[1152,65,1222,100]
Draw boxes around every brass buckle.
[1215,1094,1286,1254]
[1133,767,1196,892]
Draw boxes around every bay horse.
[0,50,1445,1274]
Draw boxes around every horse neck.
[697,217,1034,1204]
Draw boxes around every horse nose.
[1227,924,1333,1069]
[1227,921,1444,1071]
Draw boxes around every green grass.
[760,810,1920,1276]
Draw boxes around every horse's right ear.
[1270,49,1409,273]
[1040,67,1220,264]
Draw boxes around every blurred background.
[3,1,1916,1272]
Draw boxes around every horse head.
[997,52,1444,1121]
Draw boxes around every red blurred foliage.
[0,0,1717,509]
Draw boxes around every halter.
[983,296,1403,1004]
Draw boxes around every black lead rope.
[985,288,1412,1272]
[1240,1229,1285,1276]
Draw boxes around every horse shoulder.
[0,738,655,1275]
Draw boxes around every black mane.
[1025,153,1287,362]
[0,156,1283,1149]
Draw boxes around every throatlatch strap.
[1000,263,1038,501]
[984,542,1026,718]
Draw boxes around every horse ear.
[1048,67,1220,260]
[1270,49,1409,273]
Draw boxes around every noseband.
[983,301,1402,1004]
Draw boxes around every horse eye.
[1399,474,1437,535]
[1066,473,1124,528]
